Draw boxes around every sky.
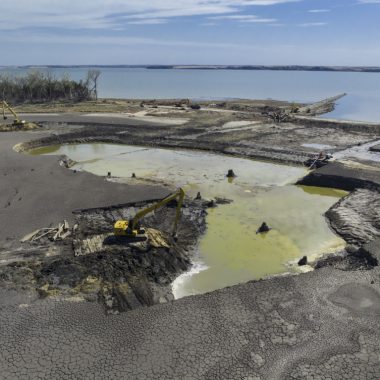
[0,0,379,66]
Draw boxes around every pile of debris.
[20,220,75,243]
[59,156,77,169]
[305,151,333,169]
[0,122,40,132]
[262,109,292,123]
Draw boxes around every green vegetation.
[0,69,101,104]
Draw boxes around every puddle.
[31,143,347,298]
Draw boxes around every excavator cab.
[114,220,146,238]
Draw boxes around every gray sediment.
[1,105,380,379]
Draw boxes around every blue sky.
[1,0,379,66]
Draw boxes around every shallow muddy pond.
[32,144,347,298]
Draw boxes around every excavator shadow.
[103,235,147,246]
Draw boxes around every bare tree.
[0,71,94,104]
[86,69,101,100]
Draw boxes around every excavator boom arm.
[172,190,184,235]
[2,101,20,122]
[130,188,185,235]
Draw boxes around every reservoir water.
[31,144,347,298]
[2,67,380,122]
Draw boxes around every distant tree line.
[0,69,101,104]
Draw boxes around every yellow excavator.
[114,188,185,240]
[1,100,26,127]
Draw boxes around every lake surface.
[31,144,347,298]
[2,66,380,122]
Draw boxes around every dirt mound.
[0,122,40,132]
[326,189,380,246]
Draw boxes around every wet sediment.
[297,162,380,191]
[15,112,380,169]
[0,198,208,313]
[1,100,380,378]
[300,167,380,271]
[15,125,314,166]
[6,114,380,309]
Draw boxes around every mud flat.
[1,98,380,379]
[0,258,379,379]
[16,95,380,167]
[0,133,212,313]
[30,143,349,298]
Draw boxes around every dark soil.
[0,198,208,313]
[1,103,380,313]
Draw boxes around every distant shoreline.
[1,65,380,73]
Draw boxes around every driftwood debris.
[262,94,346,123]
[20,220,74,243]
[262,109,291,123]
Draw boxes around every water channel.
[31,143,347,298]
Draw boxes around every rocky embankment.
[327,189,380,246]
[299,163,380,271]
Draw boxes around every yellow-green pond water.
[32,144,347,298]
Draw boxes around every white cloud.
[298,22,326,27]
[128,19,168,25]
[209,14,277,22]
[0,32,267,50]
[0,0,299,30]
[308,9,330,13]
[357,0,380,3]
[244,18,277,22]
